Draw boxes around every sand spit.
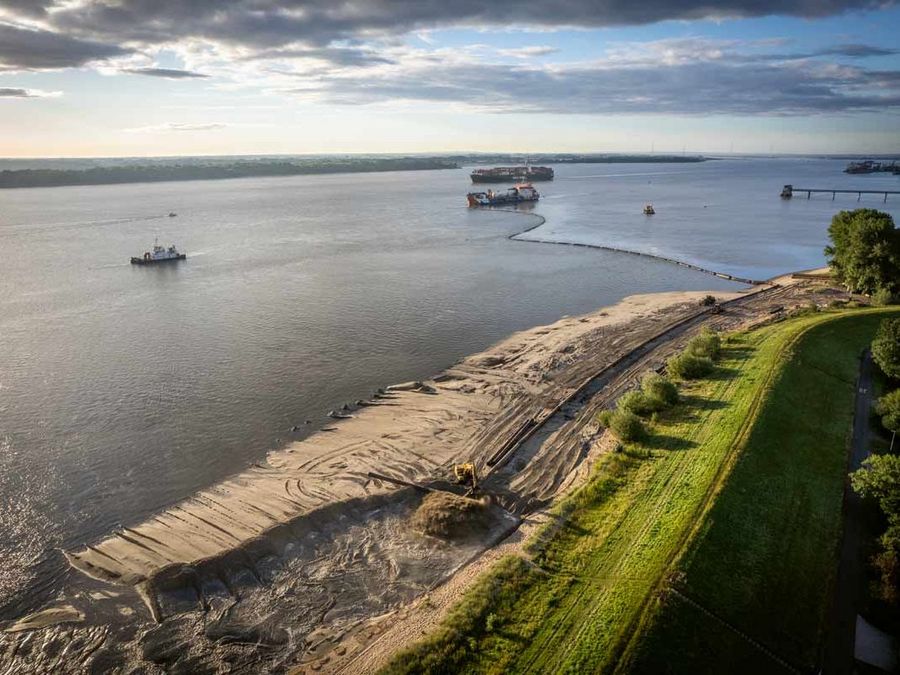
[64,287,748,617]
[317,275,845,674]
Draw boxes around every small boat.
[168,212,177,218]
[643,204,655,215]
[467,183,540,207]
[130,238,186,265]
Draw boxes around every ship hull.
[467,194,539,207]
[471,173,553,183]
[470,166,554,183]
[130,254,187,265]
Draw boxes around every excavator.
[453,462,478,492]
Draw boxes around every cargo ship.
[467,183,540,207]
[131,239,186,265]
[471,165,554,183]
[845,160,900,174]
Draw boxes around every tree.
[824,209,900,295]
[852,454,900,603]
[877,390,900,434]
[872,318,900,380]
[877,390,900,451]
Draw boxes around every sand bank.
[64,286,752,618]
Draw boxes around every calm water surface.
[0,158,897,616]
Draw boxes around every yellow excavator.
[453,462,478,490]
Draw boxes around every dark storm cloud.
[121,67,210,79]
[19,0,899,52]
[315,59,900,115]
[0,0,52,18]
[0,22,130,69]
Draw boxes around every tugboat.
[643,204,655,215]
[467,183,540,207]
[130,238,186,265]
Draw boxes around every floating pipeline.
[490,208,766,286]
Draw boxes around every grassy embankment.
[381,306,900,675]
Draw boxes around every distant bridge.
[780,184,900,203]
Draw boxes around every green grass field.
[381,307,900,675]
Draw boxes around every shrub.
[873,288,898,306]
[872,318,900,379]
[686,327,721,360]
[598,408,645,442]
[641,372,679,408]
[597,409,613,428]
[618,390,656,416]
[699,295,717,307]
[667,351,714,380]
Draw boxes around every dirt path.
[823,350,874,674]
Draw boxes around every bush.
[872,318,900,379]
[598,408,645,442]
[686,327,721,360]
[641,372,679,408]
[667,351,714,380]
[699,295,717,307]
[873,288,898,306]
[618,390,656,416]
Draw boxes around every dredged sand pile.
[63,289,748,618]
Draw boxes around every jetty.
[780,184,900,203]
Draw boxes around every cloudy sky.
[1,0,899,157]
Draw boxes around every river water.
[0,157,897,622]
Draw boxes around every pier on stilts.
[780,184,900,203]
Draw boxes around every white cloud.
[124,122,228,133]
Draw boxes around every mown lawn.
[381,307,900,675]
[620,308,900,674]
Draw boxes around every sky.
[0,0,899,157]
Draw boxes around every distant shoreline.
[0,153,710,189]
[0,157,459,189]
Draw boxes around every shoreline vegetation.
[0,153,707,189]
[0,156,458,189]
[380,307,900,675]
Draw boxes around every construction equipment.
[453,463,478,490]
